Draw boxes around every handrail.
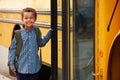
[0,9,73,15]
[0,18,50,28]
[0,18,73,30]
[0,18,62,29]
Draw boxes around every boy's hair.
[21,7,37,20]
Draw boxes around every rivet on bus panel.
[99,50,104,57]
[0,33,2,36]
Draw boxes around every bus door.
[51,0,95,80]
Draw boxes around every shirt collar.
[22,27,34,33]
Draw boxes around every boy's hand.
[12,69,17,75]
[50,29,53,31]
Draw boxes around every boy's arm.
[9,36,17,70]
[39,30,52,47]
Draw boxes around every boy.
[9,7,52,80]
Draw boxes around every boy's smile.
[22,12,36,30]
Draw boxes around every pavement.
[0,74,11,80]
[0,45,16,80]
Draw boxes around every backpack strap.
[33,26,41,47]
[14,30,22,58]
[33,26,42,63]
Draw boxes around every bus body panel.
[95,0,120,80]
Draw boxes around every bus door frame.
[51,0,71,80]
[51,0,58,80]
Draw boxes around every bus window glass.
[73,0,94,80]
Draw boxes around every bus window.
[73,0,94,80]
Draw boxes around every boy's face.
[22,12,36,29]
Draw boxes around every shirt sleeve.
[9,36,17,70]
[39,30,52,47]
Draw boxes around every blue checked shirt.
[9,27,51,74]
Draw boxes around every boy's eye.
[24,17,34,19]
[25,17,28,19]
